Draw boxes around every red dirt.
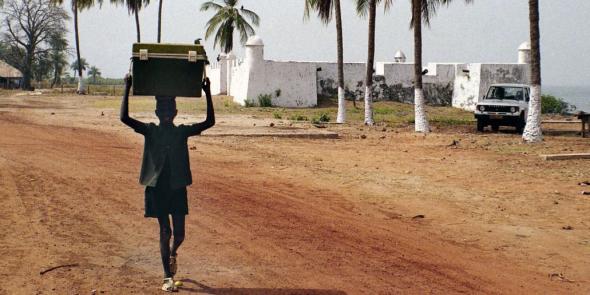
[0,94,588,294]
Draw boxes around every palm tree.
[111,0,150,43]
[50,0,103,94]
[305,0,346,123]
[88,66,101,84]
[70,58,88,77]
[200,0,260,54]
[522,0,542,142]
[356,0,392,125]
[48,32,69,88]
[410,0,472,133]
[157,0,163,42]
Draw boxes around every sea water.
[544,85,590,112]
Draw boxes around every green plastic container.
[132,42,208,97]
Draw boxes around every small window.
[525,88,530,102]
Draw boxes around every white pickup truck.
[474,84,530,134]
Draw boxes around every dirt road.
[0,94,588,294]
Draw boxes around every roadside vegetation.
[93,95,474,127]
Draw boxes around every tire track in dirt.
[0,112,574,294]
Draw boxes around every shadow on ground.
[178,279,347,295]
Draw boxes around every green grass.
[92,95,474,126]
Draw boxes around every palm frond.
[240,7,260,26]
[204,10,227,39]
[201,1,222,12]
[235,15,255,44]
[304,0,333,24]
[411,0,473,27]
[202,0,259,53]
[356,0,393,17]
[356,0,370,17]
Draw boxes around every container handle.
[139,49,148,61]
[188,51,197,62]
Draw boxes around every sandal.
[162,277,178,292]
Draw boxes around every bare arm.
[120,74,148,134]
[185,78,215,136]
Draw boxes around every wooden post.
[578,112,588,138]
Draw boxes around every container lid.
[132,43,207,57]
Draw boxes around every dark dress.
[144,154,188,218]
[125,122,205,218]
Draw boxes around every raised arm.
[185,78,215,137]
[120,74,148,134]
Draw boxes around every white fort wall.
[452,63,530,111]
[207,36,532,110]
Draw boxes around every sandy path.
[0,95,588,294]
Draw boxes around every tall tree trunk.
[51,65,59,88]
[22,48,33,90]
[73,2,85,94]
[413,0,429,133]
[363,0,376,126]
[335,0,346,123]
[523,0,542,142]
[135,10,141,43]
[157,0,163,43]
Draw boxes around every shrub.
[542,94,566,114]
[244,97,256,107]
[258,94,273,107]
[273,111,282,119]
[312,112,331,124]
[289,114,308,121]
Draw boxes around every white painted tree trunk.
[336,87,346,123]
[522,84,543,142]
[364,86,374,125]
[77,78,86,94]
[414,88,430,133]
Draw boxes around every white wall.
[452,63,482,111]
[229,62,250,105]
[207,64,222,95]
[258,61,317,107]
[315,62,366,97]
[452,63,530,111]
[211,39,530,110]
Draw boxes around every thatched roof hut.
[0,60,22,89]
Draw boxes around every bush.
[542,94,575,114]
[289,114,308,121]
[244,97,256,107]
[258,94,273,107]
[273,111,282,119]
[312,112,331,124]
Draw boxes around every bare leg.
[157,215,173,278]
[171,214,185,256]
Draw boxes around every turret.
[518,41,531,64]
[245,35,264,68]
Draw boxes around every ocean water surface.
[544,85,590,113]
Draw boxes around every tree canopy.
[201,0,260,53]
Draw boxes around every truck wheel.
[477,119,485,132]
[492,124,499,132]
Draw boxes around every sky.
[64,0,590,86]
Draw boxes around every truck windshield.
[485,86,524,101]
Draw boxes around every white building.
[207,36,531,111]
